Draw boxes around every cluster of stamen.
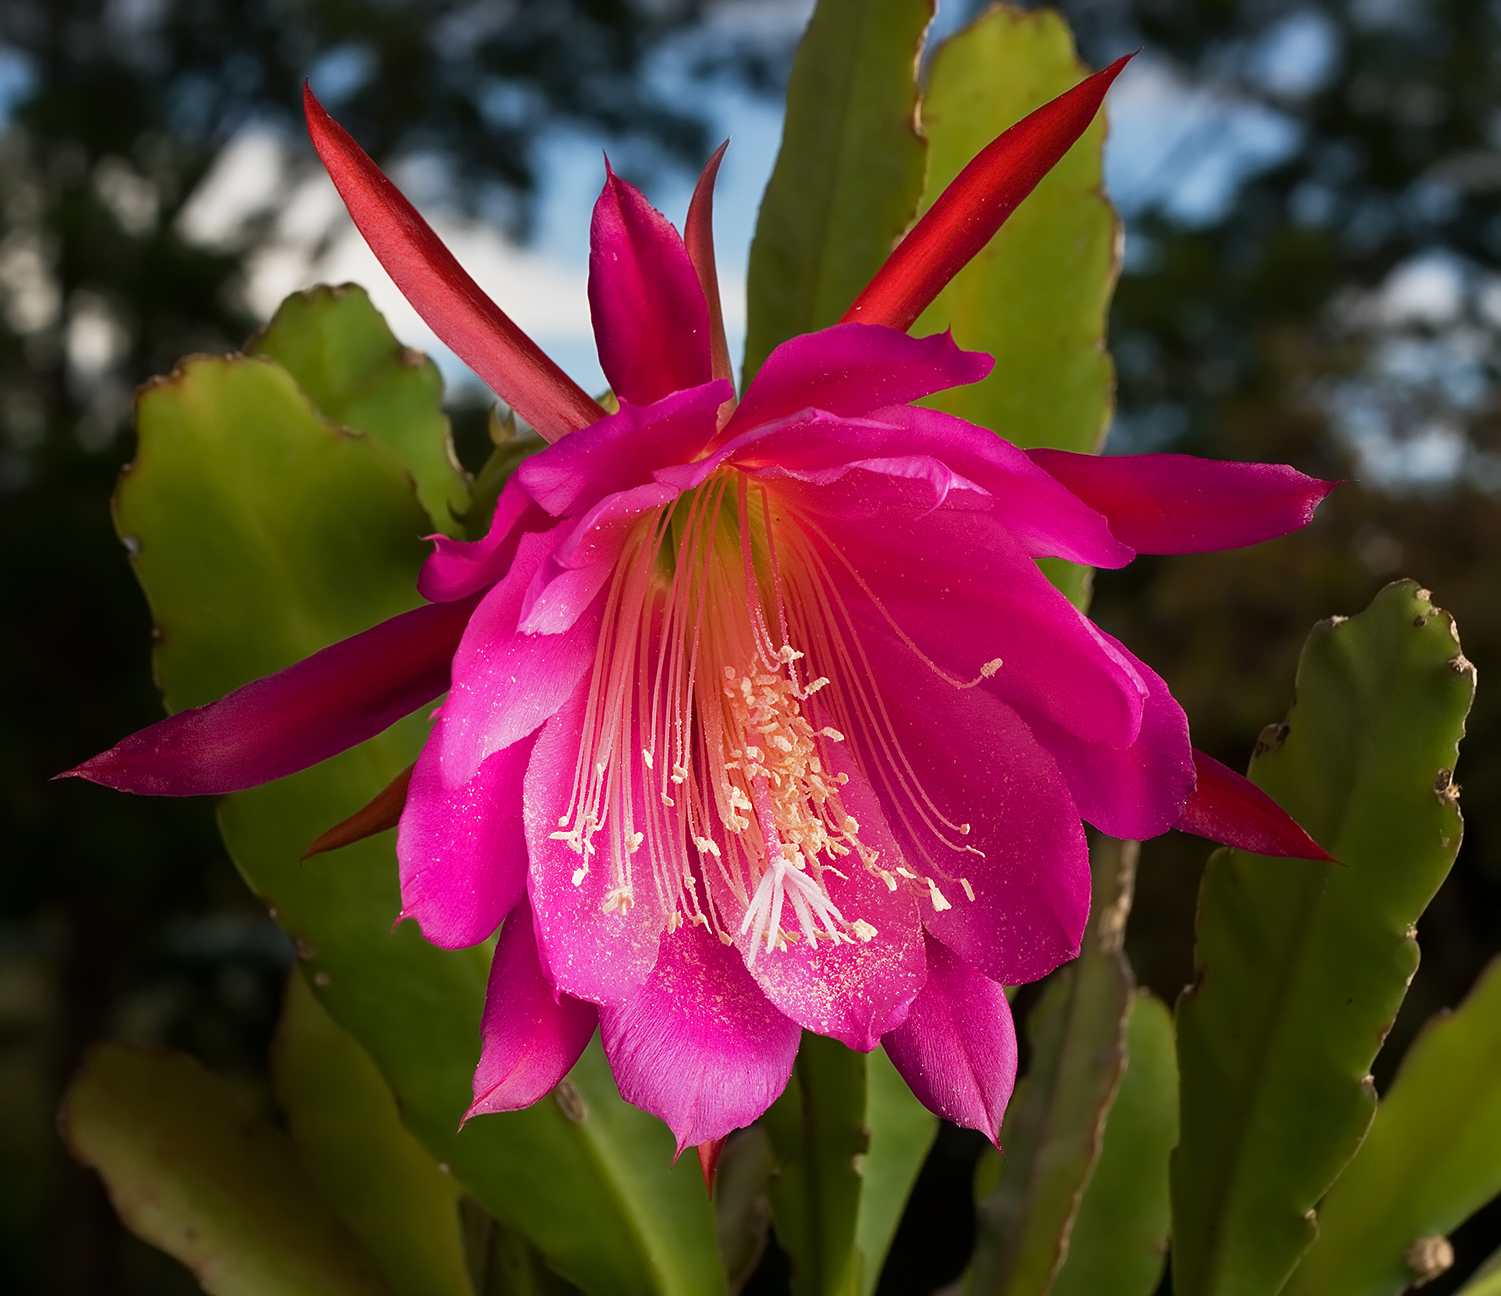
[546,469,983,962]
[719,650,878,963]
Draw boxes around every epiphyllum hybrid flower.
[69,60,1336,1157]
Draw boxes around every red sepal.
[843,54,1131,332]
[303,763,414,859]
[696,1137,727,1196]
[1175,749,1335,862]
[303,85,601,442]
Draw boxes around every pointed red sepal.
[684,142,735,407]
[696,1137,727,1196]
[843,53,1132,332]
[1175,749,1336,862]
[303,85,602,442]
[302,763,414,859]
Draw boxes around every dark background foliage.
[0,0,1497,1291]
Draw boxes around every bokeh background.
[2,0,1499,1291]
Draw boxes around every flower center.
[548,469,978,956]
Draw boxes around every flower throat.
[549,470,979,958]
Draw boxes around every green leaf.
[249,283,470,535]
[126,354,433,712]
[715,1128,777,1294]
[967,838,1137,1296]
[763,1040,936,1296]
[274,968,474,1296]
[855,1049,938,1296]
[1171,580,1475,1296]
[119,348,726,1296]
[912,6,1117,609]
[1284,955,1501,1296]
[60,1043,390,1296]
[742,0,932,384]
[1050,991,1177,1296]
[764,1033,869,1296]
[913,6,1116,453]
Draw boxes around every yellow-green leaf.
[61,1043,389,1296]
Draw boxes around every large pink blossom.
[69,63,1334,1154]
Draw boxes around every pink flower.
[68,63,1334,1153]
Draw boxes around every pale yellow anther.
[960,877,975,901]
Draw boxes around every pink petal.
[397,719,536,949]
[1175,749,1335,861]
[684,142,735,390]
[599,920,801,1152]
[589,163,713,406]
[467,898,599,1119]
[882,934,1017,1143]
[722,406,1132,568]
[1027,449,1337,554]
[518,483,679,635]
[523,684,675,1008]
[516,380,728,518]
[865,405,1134,565]
[418,478,551,604]
[843,56,1130,332]
[725,324,991,436]
[1011,630,1196,841]
[835,613,1091,986]
[717,756,929,1051]
[303,86,600,443]
[62,595,479,796]
[439,527,601,786]
[777,474,1147,748]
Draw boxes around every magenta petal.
[842,621,1091,987]
[1013,631,1196,841]
[599,920,801,1152]
[860,405,1133,565]
[397,720,536,949]
[722,757,928,1050]
[519,482,679,635]
[883,934,1017,1143]
[64,595,478,796]
[589,164,713,406]
[439,527,600,786]
[418,477,550,604]
[1175,749,1335,861]
[1028,449,1337,554]
[524,684,674,1007]
[726,324,992,435]
[517,381,728,518]
[467,898,599,1119]
[780,475,1147,748]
